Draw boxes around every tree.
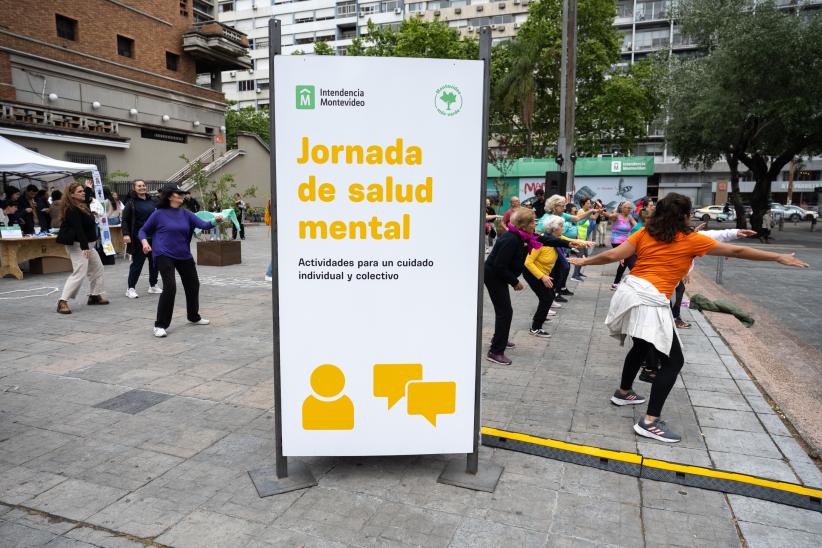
[669,0,822,228]
[345,19,478,60]
[491,0,665,158]
[224,104,269,149]
[313,41,334,55]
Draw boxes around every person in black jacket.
[35,189,51,231]
[484,207,539,365]
[121,179,161,298]
[56,181,109,314]
[16,184,40,235]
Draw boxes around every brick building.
[0,0,251,186]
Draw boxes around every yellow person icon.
[302,364,354,430]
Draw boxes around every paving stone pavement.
[1,226,821,547]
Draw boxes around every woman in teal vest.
[571,199,596,281]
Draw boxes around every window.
[166,52,180,71]
[238,79,255,92]
[65,152,107,176]
[219,1,234,12]
[117,35,134,58]
[55,14,77,40]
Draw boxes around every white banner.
[91,170,115,255]
[274,55,483,456]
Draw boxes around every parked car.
[782,205,819,222]
[693,205,731,222]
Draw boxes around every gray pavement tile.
[701,428,782,459]
[0,428,79,466]
[26,478,128,522]
[134,460,244,507]
[566,432,638,454]
[378,459,482,516]
[42,537,98,547]
[642,507,741,547]
[2,508,76,535]
[317,456,413,499]
[181,380,248,402]
[155,509,264,548]
[738,521,822,548]
[745,394,777,415]
[687,390,753,411]
[140,373,206,395]
[727,495,822,535]
[770,436,822,487]
[246,527,349,548]
[137,420,229,459]
[448,517,548,548]
[0,466,67,505]
[569,409,637,438]
[681,362,733,379]
[200,472,302,526]
[709,451,798,483]
[64,526,147,548]
[87,494,196,539]
[551,492,643,546]
[757,414,792,438]
[272,487,383,545]
[23,407,125,438]
[92,389,172,415]
[470,472,558,532]
[190,432,273,470]
[639,480,731,518]
[735,379,763,397]
[360,501,463,548]
[681,375,742,394]
[560,465,641,505]
[693,407,766,433]
[0,520,57,547]
[218,366,273,386]
[75,446,184,491]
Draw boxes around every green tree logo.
[435,84,462,117]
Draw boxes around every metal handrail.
[166,147,215,183]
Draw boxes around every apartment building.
[218,0,822,205]
[0,0,251,183]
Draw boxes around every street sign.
[272,55,484,456]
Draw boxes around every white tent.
[0,135,97,185]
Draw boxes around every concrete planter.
[196,239,241,267]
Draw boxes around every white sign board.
[274,56,483,456]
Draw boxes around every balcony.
[182,20,252,72]
[0,102,126,142]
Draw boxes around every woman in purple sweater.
[139,184,223,337]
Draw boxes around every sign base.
[248,462,317,497]
[437,459,503,492]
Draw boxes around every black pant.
[128,247,158,289]
[620,329,684,417]
[232,222,245,240]
[671,281,686,320]
[613,244,636,284]
[485,276,512,354]
[523,270,555,330]
[487,225,496,247]
[155,255,201,328]
[554,253,570,291]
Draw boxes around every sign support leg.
[248,18,317,497]
[437,26,503,493]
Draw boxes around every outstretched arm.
[707,242,809,267]
[568,241,636,266]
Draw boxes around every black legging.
[671,281,686,320]
[613,244,637,284]
[620,329,684,417]
[485,276,512,354]
[523,270,555,330]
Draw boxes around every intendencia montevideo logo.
[296,84,365,109]
[434,84,463,117]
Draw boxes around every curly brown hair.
[645,193,693,243]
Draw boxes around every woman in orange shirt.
[570,193,807,443]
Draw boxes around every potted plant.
[180,155,256,267]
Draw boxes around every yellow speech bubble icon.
[373,363,423,409]
[407,381,456,427]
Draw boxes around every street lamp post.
[558,0,577,198]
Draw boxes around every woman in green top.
[571,198,598,281]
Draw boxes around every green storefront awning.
[487,157,655,178]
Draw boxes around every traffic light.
[544,171,567,196]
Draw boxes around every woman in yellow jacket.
[524,216,592,337]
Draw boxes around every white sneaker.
[147,285,163,294]
[548,310,557,316]
[551,302,562,309]
[190,318,210,325]
[126,288,138,299]
[153,327,167,338]
[264,275,273,282]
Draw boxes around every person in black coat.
[56,181,109,314]
[121,179,160,298]
[484,207,539,365]
[16,184,40,234]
